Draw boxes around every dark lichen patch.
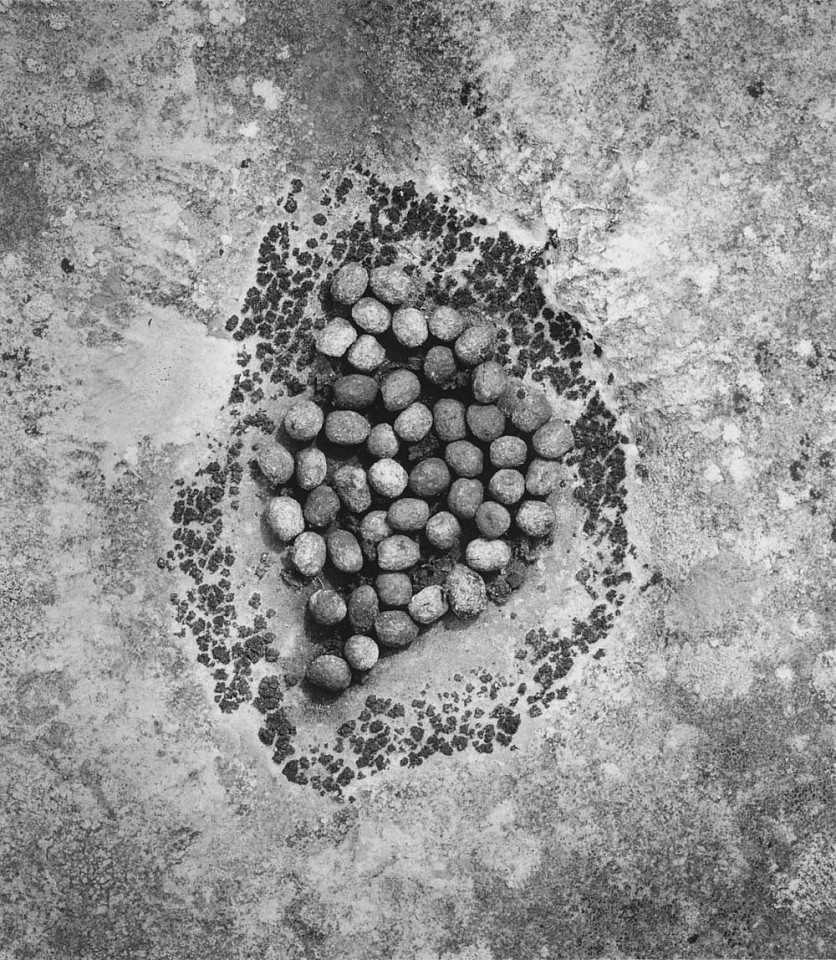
[167,169,633,799]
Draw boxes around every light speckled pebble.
[472,360,507,403]
[526,458,560,497]
[475,501,511,539]
[434,398,467,442]
[466,404,506,442]
[516,500,556,538]
[290,531,326,577]
[490,435,528,469]
[447,478,484,520]
[368,458,408,498]
[284,400,324,441]
[303,485,340,528]
[392,307,429,348]
[295,447,326,490]
[425,511,461,550]
[308,589,347,626]
[265,497,305,541]
[428,305,468,342]
[381,369,421,411]
[532,419,574,459]
[377,535,421,571]
[499,379,552,433]
[316,318,357,357]
[332,374,378,410]
[333,464,372,512]
[445,564,487,618]
[306,654,352,692]
[370,265,412,305]
[466,538,512,573]
[374,610,419,648]
[257,441,294,485]
[325,410,371,445]
[445,440,483,478]
[423,346,457,385]
[375,572,413,608]
[367,423,400,458]
[408,458,451,497]
[360,510,392,544]
[454,323,496,366]
[394,402,433,442]
[331,262,368,305]
[346,334,386,373]
[348,585,379,633]
[408,585,448,625]
[489,469,525,506]
[327,530,364,573]
[344,635,379,671]
[351,297,390,334]
[387,497,430,532]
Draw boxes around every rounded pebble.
[348,585,379,633]
[447,478,484,520]
[408,458,451,497]
[392,307,429,348]
[381,369,421,412]
[368,458,409,498]
[377,535,421,571]
[265,497,305,541]
[472,360,507,403]
[394,402,433,442]
[374,610,419,648]
[308,589,347,626]
[306,654,352,692]
[331,262,368,305]
[466,538,512,573]
[369,265,412,305]
[290,531,326,577]
[475,501,511,539]
[434,398,467,442]
[387,497,430,532]
[351,297,391,334]
[304,485,340,528]
[344,635,379,671]
[333,464,372,512]
[408,585,448,625]
[367,423,400,458]
[284,400,324,441]
[533,419,574,459]
[526,458,560,497]
[375,572,413,607]
[425,511,461,550]
[499,380,553,433]
[360,510,392,544]
[295,447,327,490]
[316,318,357,357]
[445,440,483,478]
[490,435,528,469]
[327,530,364,573]
[489,469,525,506]
[516,500,556,538]
[332,374,378,410]
[445,564,487,619]
[423,346,457,385]
[257,441,294,485]
[454,323,496,366]
[466,404,506,442]
[325,410,371,445]
[428,305,468,342]
[346,334,386,373]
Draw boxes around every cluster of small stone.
[166,170,632,799]
[256,260,575,694]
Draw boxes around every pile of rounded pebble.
[258,262,574,693]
